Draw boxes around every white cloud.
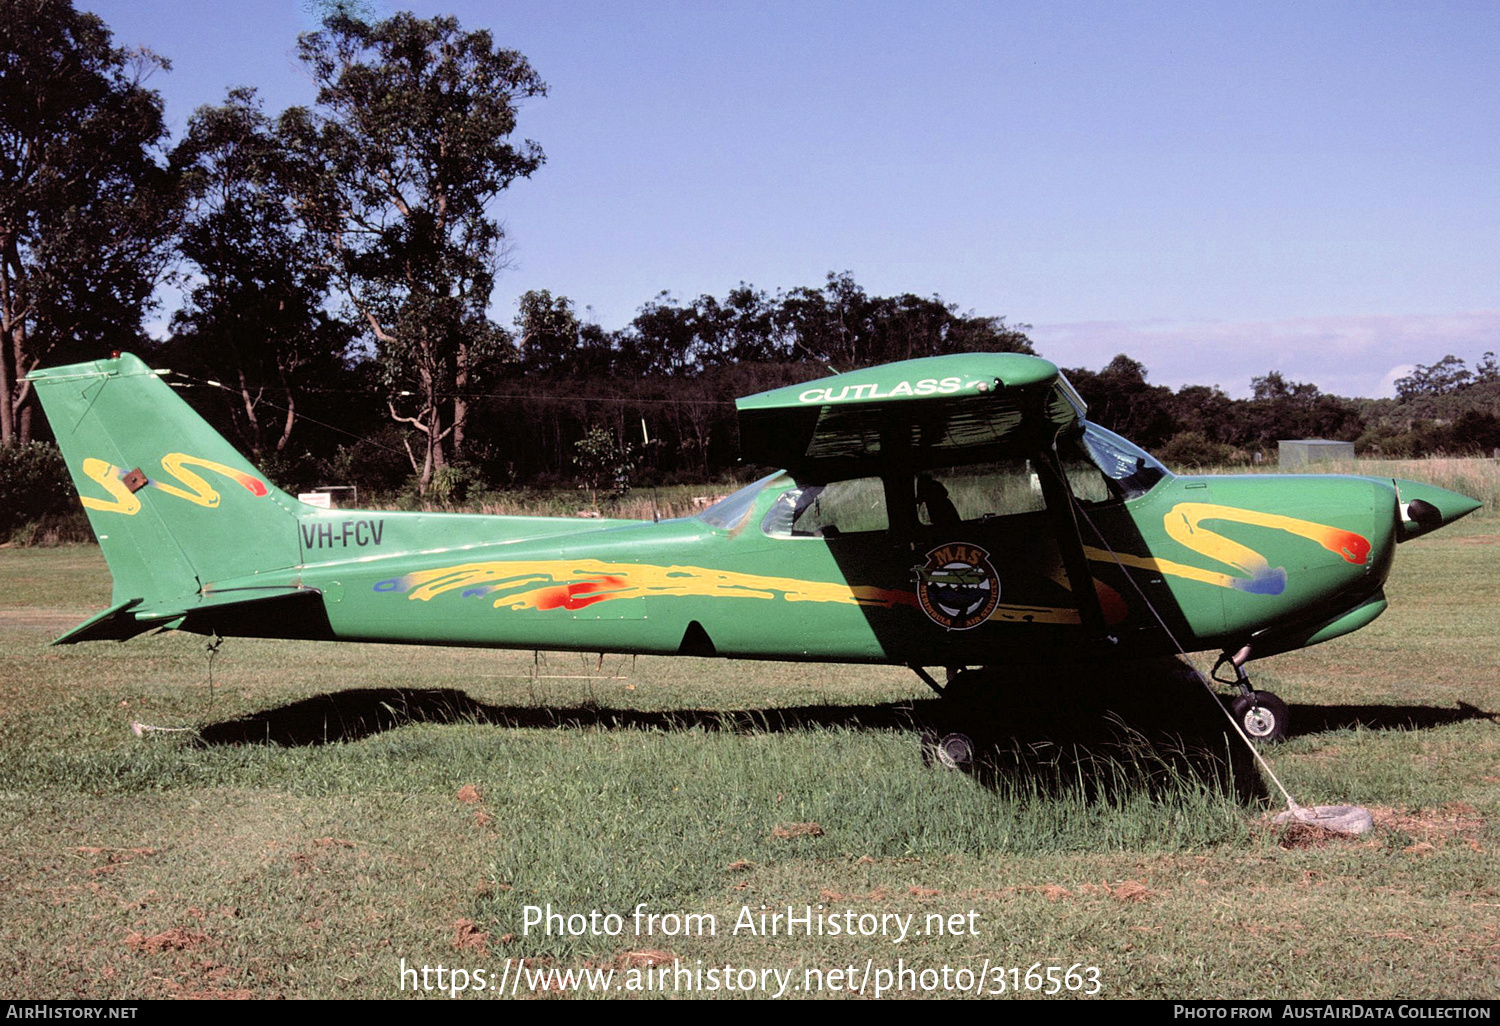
[1029,311,1500,398]
[1379,364,1416,396]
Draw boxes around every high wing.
[736,353,1086,472]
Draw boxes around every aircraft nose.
[1393,479,1483,541]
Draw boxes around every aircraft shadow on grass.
[192,660,1493,804]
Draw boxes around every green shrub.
[426,461,486,505]
[7,511,94,546]
[0,442,79,538]
[1158,430,1236,470]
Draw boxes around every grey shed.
[1278,439,1355,469]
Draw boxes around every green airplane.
[29,352,1481,761]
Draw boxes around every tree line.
[1065,353,1500,469]
[3,1,1496,522]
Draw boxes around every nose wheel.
[1214,648,1290,744]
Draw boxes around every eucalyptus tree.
[284,12,544,490]
[0,0,179,446]
[169,87,353,462]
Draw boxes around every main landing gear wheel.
[920,728,977,770]
[1229,691,1289,743]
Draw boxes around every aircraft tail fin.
[28,353,308,616]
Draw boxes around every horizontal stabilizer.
[53,587,331,645]
[52,598,149,644]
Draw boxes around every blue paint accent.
[373,579,401,592]
[1234,568,1287,595]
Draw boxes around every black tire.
[920,728,977,770]
[917,668,998,770]
[1229,691,1289,743]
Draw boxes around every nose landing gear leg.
[1213,645,1289,743]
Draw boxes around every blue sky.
[87,0,1499,397]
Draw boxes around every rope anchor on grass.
[129,633,223,739]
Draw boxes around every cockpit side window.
[915,461,1046,526]
[761,476,887,538]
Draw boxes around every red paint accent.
[1095,579,1130,625]
[1335,531,1370,565]
[535,576,628,611]
[534,588,568,610]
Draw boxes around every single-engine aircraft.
[30,352,1480,761]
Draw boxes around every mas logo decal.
[913,543,1000,630]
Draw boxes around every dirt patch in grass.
[1023,879,1159,901]
[1108,879,1154,902]
[770,822,823,839]
[1274,823,1352,849]
[158,959,254,1000]
[76,845,160,863]
[619,949,677,968]
[125,927,208,953]
[312,836,354,849]
[1373,802,1487,844]
[453,918,490,954]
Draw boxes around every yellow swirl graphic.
[75,454,269,514]
[384,559,1089,625]
[153,453,267,507]
[1086,503,1370,595]
[385,560,915,611]
[78,458,141,515]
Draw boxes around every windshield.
[1079,422,1171,499]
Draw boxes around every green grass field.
[0,510,1496,999]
